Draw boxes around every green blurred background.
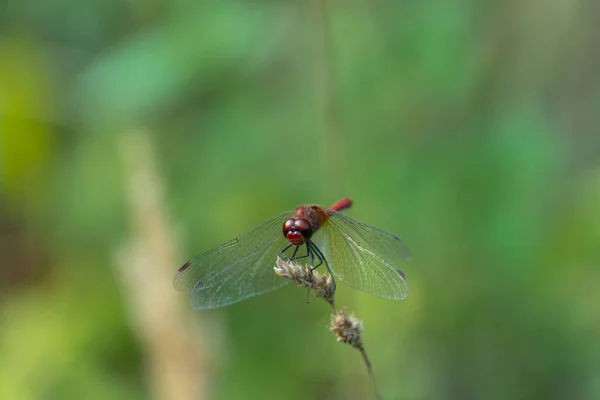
[1,1,600,399]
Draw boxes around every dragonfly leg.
[279,243,293,260]
[290,245,299,260]
[307,241,323,269]
[308,241,336,292]
[300,243,317,304]
[290,243,310,262]
[312,251,323,269]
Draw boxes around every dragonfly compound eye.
[295,218,313,240]
[282,218,296,238]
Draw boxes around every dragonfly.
[174,198,410,309]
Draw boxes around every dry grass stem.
[330,308,380,400]
[274,257,335,308]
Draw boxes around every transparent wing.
[317,210,411,300]
[174,210,294,309]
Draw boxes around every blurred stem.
[311,0,348,197]
[357,346,381,400]
[116,130,213,400]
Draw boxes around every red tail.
[330,197,353,211]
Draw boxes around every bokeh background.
[2,1,600,399]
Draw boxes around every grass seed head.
[329,308,364,349]
[274,257,335,307]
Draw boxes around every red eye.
[295,218,313,240]
[282,218,296,238]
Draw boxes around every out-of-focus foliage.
[1,1,600,399]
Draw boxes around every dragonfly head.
[282,218,313,245]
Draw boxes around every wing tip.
[396,268,407,280]
[178,261,192,272]
[193,278,206,291]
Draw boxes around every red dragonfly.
[174,198,410,309]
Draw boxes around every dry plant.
[275,257,380,399]
[116,130,214,400]
[274,256,335,308]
